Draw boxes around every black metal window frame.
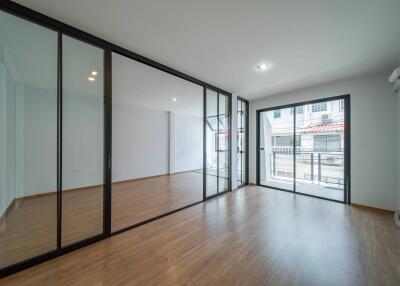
[290,105,304,115]
[0,1,232,277]
[237,97,249,188]
[256,94,351,205]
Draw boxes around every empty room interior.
[0,0,400,285]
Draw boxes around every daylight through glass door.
[258,97,348,202]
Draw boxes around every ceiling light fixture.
[88,76,96,81]
[91,71,98,76]
[172,97,177,102]
[256,63,272,72]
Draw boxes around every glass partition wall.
[237,97,248,188]
[205,89,231,199]
[257,96,349,203]
[0,10,106,271]
[0,10,58,269]
[0,7,232,275]
[61,35,104,246]
[111,52,205,232]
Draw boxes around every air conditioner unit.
[389,63,400,96]
[321,114,332,124]
[389,66,400,83]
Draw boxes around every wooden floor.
[1,185,400,285]
[0,171,204,269]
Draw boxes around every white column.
[15,84,24,198]
[169,111,176,174]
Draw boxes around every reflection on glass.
[295,100,345,201]
[0,11,58,268]
[205,90,231,197]
[218,93,229,192]
[206,89,219,197]
[111,53,203,232]
[237,99,247,187]
[259,108,294,191]
[62,35,104,246]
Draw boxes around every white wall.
[112,104,203,182]
[0,63,14,216]
[249,71,398,211]
[22,86,57,196]
[174,113,203,173]
[62,93,103,190]
[112,103,169,182]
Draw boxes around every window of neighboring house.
[272,135,301,146]
[313,134,341,152]
[290,106,304,115]
[311,102,327,112]
[273,109,281,118]
[215,133,228,151]
[339,99,344,111]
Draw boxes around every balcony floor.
[260,178,344,201]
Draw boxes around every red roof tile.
[299,123,344,133]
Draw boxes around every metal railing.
[270,150,344,188]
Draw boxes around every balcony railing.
[268,149,344,189]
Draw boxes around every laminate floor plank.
[1,186,400,285]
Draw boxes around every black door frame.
[0,1,232,277]
[204,88,233,201]
[237,97,249,188]
[256,94,351,204]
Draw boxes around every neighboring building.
[267,99,345,154]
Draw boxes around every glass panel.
[0,11,57,268]
[206,89,218,197]
[237,100,243,186]
[218,93,229,193]
[62,35,104,246]
[259,108,294,191]
[111,53,203,231]
[295,100,345,201]
[237,99,247,187]
[242,100,247,185]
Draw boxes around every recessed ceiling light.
[88,76,96,81]
[91,71,98,76]
[256,63,272,72]
[172,97,177,102]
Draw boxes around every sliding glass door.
[0,9,106,271]
[205,89,231,199]
[0,4,232,276]
[218,93,230,193]
[294,99,346,201]
[259,107,294,191]
[0,10,58,269]
[237,97,248,188]
[61,35,104,246]
[111,52,203,232]
[258,96,349,203]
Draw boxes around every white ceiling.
[0,10,103,96]
[113,52,203,117]
[13,0,400,100]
